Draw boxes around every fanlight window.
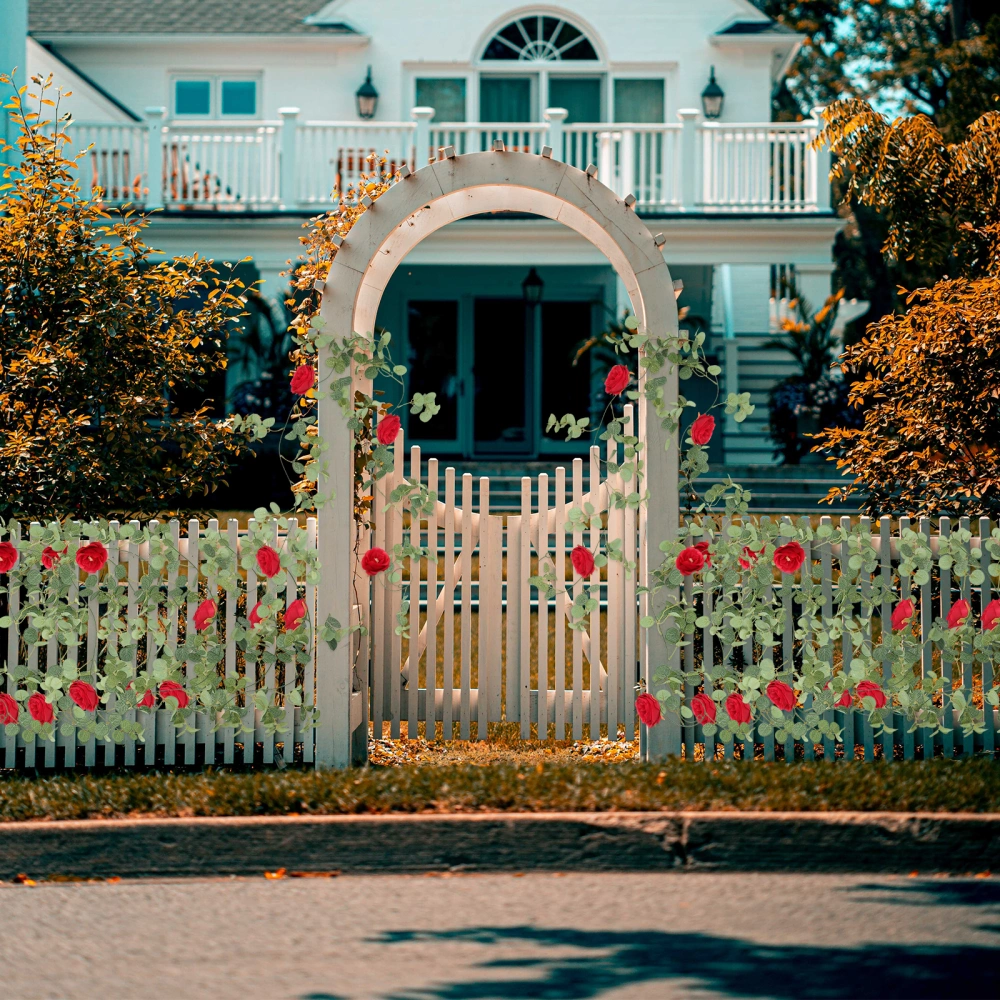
[482,16,599,62]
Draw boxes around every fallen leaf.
[288,870,340,879]
[975,871,992,879]
[908,871,919,878]
[13,874,36,886]
[264,868,287,880]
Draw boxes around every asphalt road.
[1,871,998,999]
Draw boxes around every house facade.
[5,0,853,474]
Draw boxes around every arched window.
[482,15,599,62]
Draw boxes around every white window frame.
[170,73,263,121]
[609,65,677,123]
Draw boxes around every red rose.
[28,692,54,724]
[285,598,308,631]
[290,364,315,395]
[69,679,99,712]
[0,692,19,725]
[256,545,282,579]
[947,599,970,629]
[691,692,716,725]
[856,680,887,709]
[891,599,915,631]
[75,540,108,575]
[193,598,217,632]
[725,692,752,724]
[773,541,806,575]
[835,688,852,709]
[766,680,796,712]
[738,545,764,570]
[690,413,715,446]
[361,547,391,576]
[635,692,662,727]
[604,364,630,396]
[983,599,1000,631]
[376,414,401,446]
[159,680,190,709]
[571,545,596,577]
[41,545,67,570]
[675,546,706,576]
[0,541,18,573]
[694,540,712,567]
[134,686,155,709]
[248,601,263,627]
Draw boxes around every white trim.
[32,33,371,46]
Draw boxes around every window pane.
[614,79,664,123]
[175,80,211,116]
[479,77,532,122]
[541,302,593,441]
[474,298,529,451]
[548,78,601,123]
[415,78,466,122]
[406,301,459,442]
[221,80,256,116]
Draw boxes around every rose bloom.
[75,540,108,575]
[725,692,752,725]
[361,547,391,576]
[41,545,67,570]
[856,680,887,709]
[571,545,596,577]
[69,680,100,712]
[289,364,315,395]
[0,541,18,573]
[193,598,217,632]
[248,601,263,627]
[635,692,662,727]
[134,685,155,709]
[159,680,190,709]
[690,413,715,446]
[285,598,308,631]
[694,540,712,567]
[28,692,54,724]
[891,599,915,631]
[675,546,706,576]
[766,680,796,712]
[947,599,971,629]
[256,545,282,579]
[0,692,19,725]
[773,540,806,575]
[738,545,764,570]
[376,414,401,446]
[691,692,716,725]
[982,599,1000,631]
[604,364,630,396]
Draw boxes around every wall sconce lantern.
[356,66,379,120]
[701,66,725,120]
[522,267,544,305]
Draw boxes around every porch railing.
[67,106,829,214]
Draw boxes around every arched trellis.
[314,149,679,767]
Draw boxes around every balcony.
[69,107,829,215]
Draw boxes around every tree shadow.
[849,879,1000,910]
[360,925,998,1000]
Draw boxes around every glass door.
[405,300,462,451]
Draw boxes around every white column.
[278,106,300,209]
[543,106,568,161]
[0,0,26,153]
[795,262,836,312]
[411,106,434,167]
[677,109,700,211]
[811,106,832,212]
[144,106,166,211]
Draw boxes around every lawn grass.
[0,757,997,822]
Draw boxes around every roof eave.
[30,31,371,46]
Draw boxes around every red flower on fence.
[75,541,108,575]
[571,545,595,577]
[856,680,887,709]
[766,680,796,712]
[193,598,217,632]
[132,685,155,709]
[738,545,764,570]
[773,541,806,575]
[285,598,308,631]
[41,545,67,569]
[635,692,662,727]
[0,692,19,725]
[891,599,915,631]
[983,599,1000,631]
[675,546,706,576]
[159,680,190,709]
[376,414,401,446]
[725,692,752,724]
[256,546,282,579]
[947,600,971,629]
[248,601,263,627]
[27,693,54,724]
[690,413,715,446]
[835,688,852,708]
[694,540,712,567]
[69,680,99,712]
[604,364,630,396]
[0,541,18,573]
[290,365,315,395]
[691,693,716,725]
[361,547,391,576]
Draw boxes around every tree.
[815,102,1000,515]
[0,76,266,520]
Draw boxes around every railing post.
[278,106,300,209]
[143,106,165,211]
[811,105,832,212]
[597,131,620,194]
[619,127,636,202]
[411,106,434,168]
[543,106,568,160]
[678,108,699,211]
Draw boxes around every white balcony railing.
[67,107,829,215]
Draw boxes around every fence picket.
[283,518,298,764]
[477,477,490,741]
[820,515,834,761]
[800,520,814,762]
[920,517,935,760]
[781,516,795,763]
[408,446,421,739]
[459,473,473,740]
[571,460,584,740]
[388,434,404,739]
[589,446,602,739]
[879,517,894,761]
[443,467,456,739]
[243,519,257,766]
[981,517,996,755]
[536,473,549,739]
[897,516,914,760]
[426,459,439,741]
[519,477,532,739]
[554,467,567,740]
[960,516,974,758]
[224,519,239,764]
[761,516,775,763]
[939,517,954,759]
[623,406,637,740]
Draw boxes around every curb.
[0,812,997,879]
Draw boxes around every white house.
[5,0,852,479]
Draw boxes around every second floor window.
[173,77,259,118]
[415,79,467,122]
